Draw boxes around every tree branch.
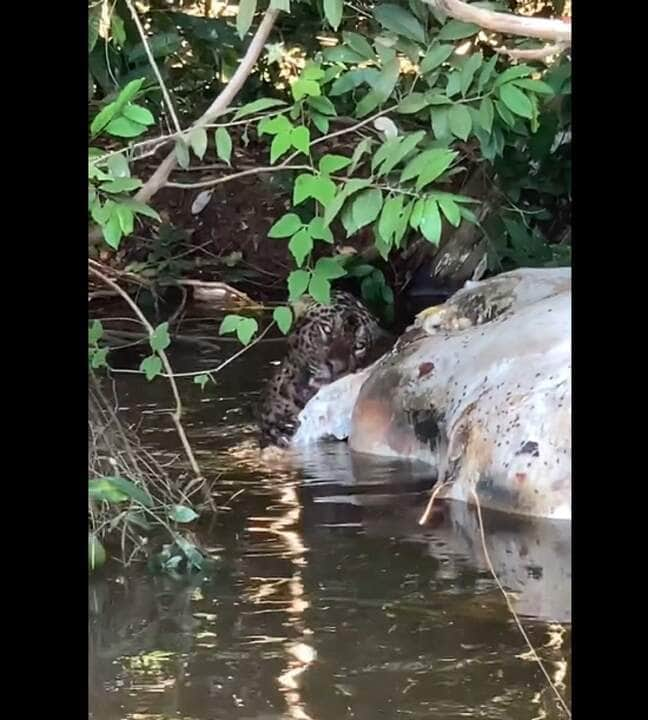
[88,263,210,506]
[426,0,571,43]
[495,43,568,62]
[134,9,281,205]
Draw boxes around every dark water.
[89,312,571,720]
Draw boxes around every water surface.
[90,312,571,719]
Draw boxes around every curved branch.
[135,9,280,205]
[88,263,209,504]
[426,0,571,43]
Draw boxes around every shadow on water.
[90,313,571,720]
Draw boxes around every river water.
[89,310,571,720]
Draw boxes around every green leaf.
[379,130,426,176]
[258,114,292,136]
[348,137,373,174]
[324,0,343,30]
[292,78,321,101]
[513,78,555,95]
[374,4,426,43]
[120,199,161,221]
[308,217,334,243]
[307,96,336,116]
[308,274,331,304]
[150,322,171,352]
[233,97,286,120]
[438,196,461,227]
[378,195,404,244]
[175,139,191,169]
[319,154,351,175]
[421,44,454,74]
[347,264,375,278]
[494,100,516,127]
[236,318,258,345]
[398,93,430,114]
[269,213,303,238]
[372,137,401,173]
[189,127,208,159]
[477,54,498,92]
[236,0,257,39]
[219,314,242,334]
[106,153,130,179]
[311,112,330,135]
[401,148,456,184]
[90,101,119,136]
[324,46,366,64]
[291,126,311,154]
[420,199,442,245]
[100,177,142,193]
[215,127,232,165]
[89,477,128,504]
[270,131,292,163]
[115,205,134,235]
[122,104,155,126]
[371,57,401,102]
[89,319,103,345]
[352,189,384,230]
[105,117,146,138]
[460,53,482,96]
[314,256,346,280]
[101,476,153,507]
[355,90,381,118]
[498,83,534,118]
[273,306,293,334]
[343,31,375,60]
[427,93,452,106]
[288,269,311,301]
[415,149,458,191]
[168,505,199,523]
[194,374,209,390]
[437,20,480,41]
[479,97,494,133]
[111,13,126,45]
[494,65,533,87]
[330,70,367,96]
[288,228,313,266]
[409,198,425,229]
[446,72,461,98]
[140,354,162,381]
[102,213,123,250]
[431,106,450,139]
[302,64,325,81]
[448,104,472,141]
[90,347,109,369]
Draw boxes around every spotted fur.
[257,291,390,447]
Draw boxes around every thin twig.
[88,263,210,506]
[124,0,182,136]
[469,486,571,718]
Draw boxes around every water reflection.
[90,328,570,719]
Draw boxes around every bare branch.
[135,9,281,204]
[426,0,571,43]
[495,43,568,62]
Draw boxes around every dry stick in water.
[88,264,213,508]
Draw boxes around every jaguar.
[257,290,391,448]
